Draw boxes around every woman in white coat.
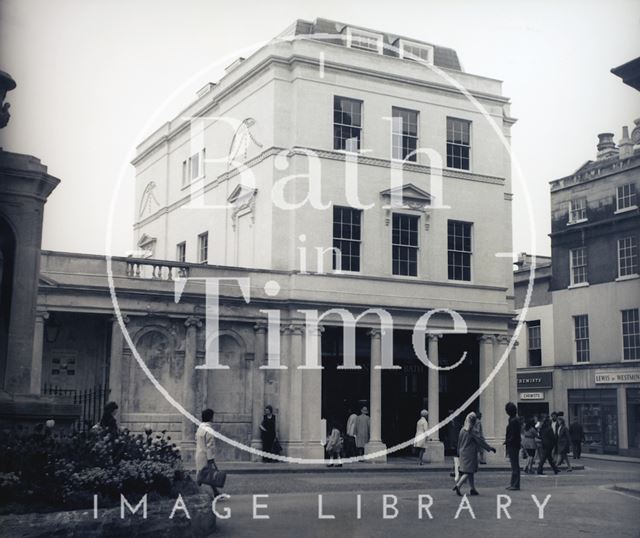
[414,409,429,465]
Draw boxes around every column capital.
[254,322,268,334]
[110,314,130,325]
[35,309,49,321]
[427,333,443,341]
[287,324,305,335]
[368,328,382,339]
[477,334,495,343]
[495,334,511,345]
[184,316,203,329]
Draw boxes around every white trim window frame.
[616,183,637,212]
[346,27,383,54]
[391,212,420,277]
[622,308,640,361]
[198,231,208,264]
[176,241,186,263]
[573,314,590,363]
[188,148,206,184]
[618,236,639,278]
[398,39,435,64]
[568,197,587,224]
[527,320,542,367]
[332,206,362,272]
[391,107,419,162]
[446,117,471,171]
[569,246,588,286]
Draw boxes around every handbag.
[197,460,227,488]
[272,437,282,455]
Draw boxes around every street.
[211,458,640,537]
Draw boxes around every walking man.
[345,408,358,458]
[537,417,560,475]
[354,406,370,457]
[569,416,584,459]
[504,402,521,491]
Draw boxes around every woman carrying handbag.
[195,408,226,498]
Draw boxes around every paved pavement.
[209,457,640,537]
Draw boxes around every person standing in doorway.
[354,406,370,457]
[474,412,486,464]
[537,417,560,475]
[414,409,429,465]
[345,408,358,458]
[569,417,584,459]
[452,412,496,496]
[504,402,522,490]
[259,405,277,462]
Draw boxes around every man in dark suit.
[504,402,521,491]
[569,417,585,459]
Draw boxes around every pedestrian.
[259,405,277,462]
[474,411,486,464]
[522,419,538,474]
[195,408,222,498]
[569,416,584,459]
[550,411,560,462]
[345,408,358,458]
[325,422,343,467]
[537,417,560,475]
[504,402,522,491]
[534,417,544,467]
[452,412,496,496]
[414,409,429,465]
[99,401,119,434]
[556,417,573,471]
[354,406,370,457]
[448,413,463,480]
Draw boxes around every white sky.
[1,0,639,258]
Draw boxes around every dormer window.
[346,28,383,54]
[398,40,434,64]
[568,198,587,224]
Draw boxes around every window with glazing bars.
[574,315,590,363]
[391,107,418,161]
[334,96,362,151]
[527,320,542,367]
[446,118,470,170]
[392,213,419,276]
[617,183,637,211]
[332,206,362,272]
[570,247,588,285]
[569,198,587,222]
[176,242,186,263]
[622,308,640,361]
[198,232,208,264]
[618,236,638,277]
[448,220,472,281]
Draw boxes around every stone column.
[277,326,291,446]
[508,340,519,404]
[29,310,48,394]
[425,334,445,462]
[108,315,129,404]
[493,335,511,449]
[478,335,495,438]
[182,316,202,467]
[286,324,304,457]
[250,323,267,461]
[301,326,324,459]
[365,329,387,462]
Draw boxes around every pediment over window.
[227,185,258,230]
[380,183,432,210]
[137,233,157,258]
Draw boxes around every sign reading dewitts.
[517,371,553,390]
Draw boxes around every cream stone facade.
[3,19,518,464]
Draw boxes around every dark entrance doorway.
[321,327,370,433]
[518,402,549,423]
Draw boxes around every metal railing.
[43,383,111,430]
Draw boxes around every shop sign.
[594,370,640,384]
[520,392,545,400]
[517,371,553,390]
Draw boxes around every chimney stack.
[596,132,618,160]
[619,126,634,159]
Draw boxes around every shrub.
[0,426,183,510]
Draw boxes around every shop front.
[517,370,553,421]
[568,388,618,454]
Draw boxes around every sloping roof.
[285,18,462,71]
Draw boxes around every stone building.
[515,124,640,456]
[2,19,518,463]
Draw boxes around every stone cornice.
[133,145,505,230]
